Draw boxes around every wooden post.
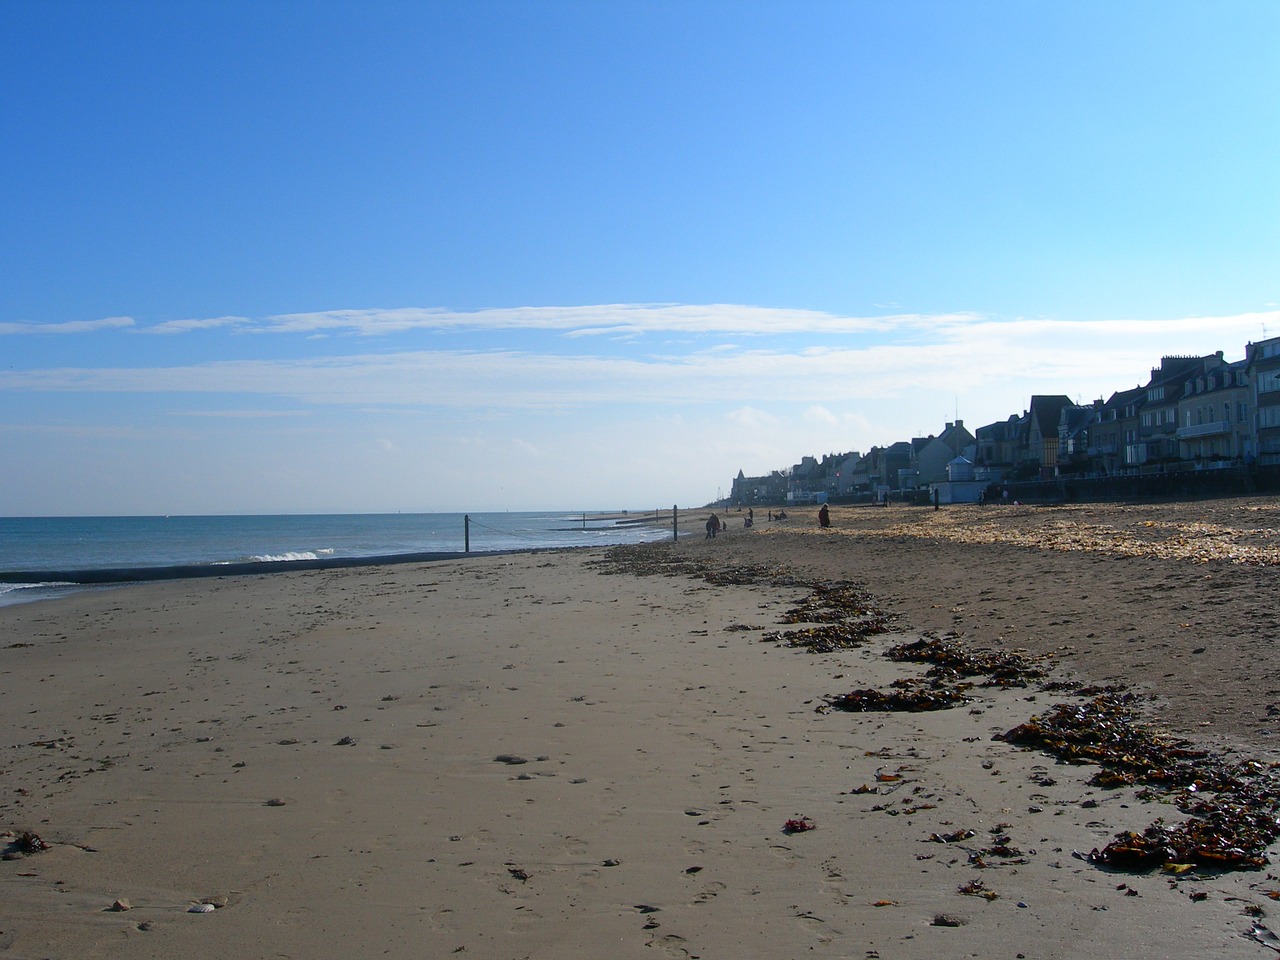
[672,504,678,541]
[464,514,470,552]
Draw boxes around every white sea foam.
[250,551,323,563]
[0,581,80,608]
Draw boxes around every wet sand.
[3,498,1280,958]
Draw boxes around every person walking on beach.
[818,503,830,528]
[705,513,720,539]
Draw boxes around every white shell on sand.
[188,903,216,913]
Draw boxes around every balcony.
[1176,420,1230,440]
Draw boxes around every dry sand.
[3,498,1280,959]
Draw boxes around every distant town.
[730,333,1280,507]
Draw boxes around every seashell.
[188,903,216,913]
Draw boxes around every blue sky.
[2,0,1277,515]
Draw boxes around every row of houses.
[730,334,1280,506]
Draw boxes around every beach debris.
[494,754,527,765]
[187,903,216,913]
[783,817,815,834]
[1246,921,1280,951]
[958,879,999,901]
[821,633,1047,715]
[12,832,50,855]
[335,736,356,746]
[932,914,967,926]
[109,898,132,911]
[823,680,972,713]
[761,621,884,653]
[634,904,661,914]
[265,798,287,807]
[928,829,975,844]
[886,635,1045,687]
[779,582,885,623]
[999,694,1280,871]
[507,867,530,882]
[860,506,1280,567]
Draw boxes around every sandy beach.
[5,498,1280,959]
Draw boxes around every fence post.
[672,504,678,541]
[464,514,470,553]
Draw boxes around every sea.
[0,511,675,608]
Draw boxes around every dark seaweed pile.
[998,694,1280,870]
[824,679,974,712]
[887,635,1046,688]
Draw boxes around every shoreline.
[3,501,1280,957]
[0,548,513,586]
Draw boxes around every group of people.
[705,504,830,538]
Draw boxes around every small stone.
[335,736,356,746]
[265,798,287,807]
[495,754,527,765]
[110,898,132,911]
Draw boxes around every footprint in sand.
[646,933,691,958]
[793,909,840,944]
[688,880,726,905]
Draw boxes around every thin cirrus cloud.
[0,316,135,335]
[2,306,1276,416]
[246,304,969,338]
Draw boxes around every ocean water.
[0,511,673,607]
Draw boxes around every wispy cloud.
[224,304,977,338]
[140,315,252,335]
[3,306,1277,424]
[0,316,135,335]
